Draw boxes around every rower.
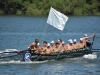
[41,41,48,54]
[50,40,55,47]
[45,43,51,54]
[57,39,64,52]
[28,39,39,53]
[34,43,42,54]
[58,41,65,52]
[82,33,96,47]
[73,39,79,50]
[53,42,60,53]
[42,41,48,47]
[50,40,55,52]
[62,41,65,47]
[82,33,96,40]
[57,39,63,47]
[78,38,86,49]
[65,39,74,51]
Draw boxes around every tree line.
[0,0,100,15]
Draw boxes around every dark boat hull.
[22,48,92,61]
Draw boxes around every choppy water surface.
[0,15,100,75]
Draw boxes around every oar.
[0,50,21,54]
[0,49,29,54]
[0,51,17,54]
[0,55,18,59]
[92,49,100,52]
[0,49,29,59]
[92,49,100,50]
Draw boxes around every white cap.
[58,39,60,41]
[70,40,73,43]
[68,39,73,43]
[80,38,83,41]
[50,40,54,43]
[62,41,65,44]
[84,34,88,37]
[37,43,40,45]
[68,39,72,42]
[48,43,50,46]
[74,39,77,42]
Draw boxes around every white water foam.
[0,60,49,64]
[83,54,97,59]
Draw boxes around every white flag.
[47,7,68,31]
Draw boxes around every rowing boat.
[21,47,92,61]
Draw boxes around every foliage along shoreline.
[0,0,100,16]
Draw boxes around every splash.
[83,54,97,59]
[0,60,49,64]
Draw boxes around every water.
[0,15,100,75]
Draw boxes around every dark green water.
[0,15,100,75]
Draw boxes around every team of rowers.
[28,33,96,54]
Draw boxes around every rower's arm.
[86,33,96,39]
[28,42,34,48]
[28,44,31,48]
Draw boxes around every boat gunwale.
[30,47,91,56]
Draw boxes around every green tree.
[0,0,100,15]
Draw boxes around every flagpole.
[42,23,48,41]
